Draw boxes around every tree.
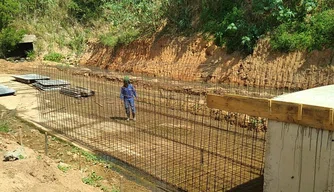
[0,0,19,30]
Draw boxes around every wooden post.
[298,104,303,121]
[120,176,123,192]
[330,109,334,125]
[78,152,81,170]
[45,132,48,156]
[19,128,23,146]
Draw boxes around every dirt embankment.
[80,36,334,88]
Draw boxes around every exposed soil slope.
[81,36,334,88]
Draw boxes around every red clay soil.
[80,36,334,87]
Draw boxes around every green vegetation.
[101,186,120,192]
[271,9,334,51]
[82,171,103,187]
[0,0,333,57]
[18,154,24,159]
[71,147,100,162]
[71,146,114,166]
[57,163,71,173]
[0,27,25,58]
[0,0,25,57]
[164,0,334,53]
[0,121,10,132]
[82,171,119,192]
[43,52,64,62]
[26,50,36,60]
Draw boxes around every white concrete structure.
[264,85,334,192]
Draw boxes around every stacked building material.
[60,86,95,98]
[0,85,15,96]
[33,79,70,91]
[12,74,50,84]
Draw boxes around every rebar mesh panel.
[36,66,268,192]
[12,74,50,84]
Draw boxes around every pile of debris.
[60,86,95,98]
[3,147,25,162]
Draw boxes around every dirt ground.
[0,133,99,192]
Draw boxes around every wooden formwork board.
[207,94,334,131]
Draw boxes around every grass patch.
[71,146,103,163]
[26,50,36,61]
[101,185,120,192]
[43,52,64,62]
[82,171,103,187]
[0,121,10,132]
[57,163,71,173]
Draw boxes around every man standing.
[120,76,137,121]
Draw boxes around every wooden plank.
[207,94,334,131]
[206,94,270,117]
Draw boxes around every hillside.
[0,0,333,86]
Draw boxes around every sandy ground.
[0,74,39,121]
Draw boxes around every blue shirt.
[120,84,137,99]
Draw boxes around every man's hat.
[124,76,130,83]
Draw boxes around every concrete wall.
[264,120,334,192]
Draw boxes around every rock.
[30,129,39,135]
[66,151,72,156]
[72,154,78,160]
[3,147,25,161]
[58,162,70,169]
[55,159,62,163]
[29,171,37,177]
[102,180,109,184]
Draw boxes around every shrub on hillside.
[0,0,20,30]
[270,22,313,52]
[100,34,118,47]
[68,0,104,23]
[0,27,25,58]
[26,50,36,60]
[271,10,334,51]
[311,10,334,49]
[43,52,64,62]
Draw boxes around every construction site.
[1,1,334,191]
[0,55,332,192]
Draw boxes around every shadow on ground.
[227,176,263,192]
[110,116,128,120]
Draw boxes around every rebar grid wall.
[36,65,275,192]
